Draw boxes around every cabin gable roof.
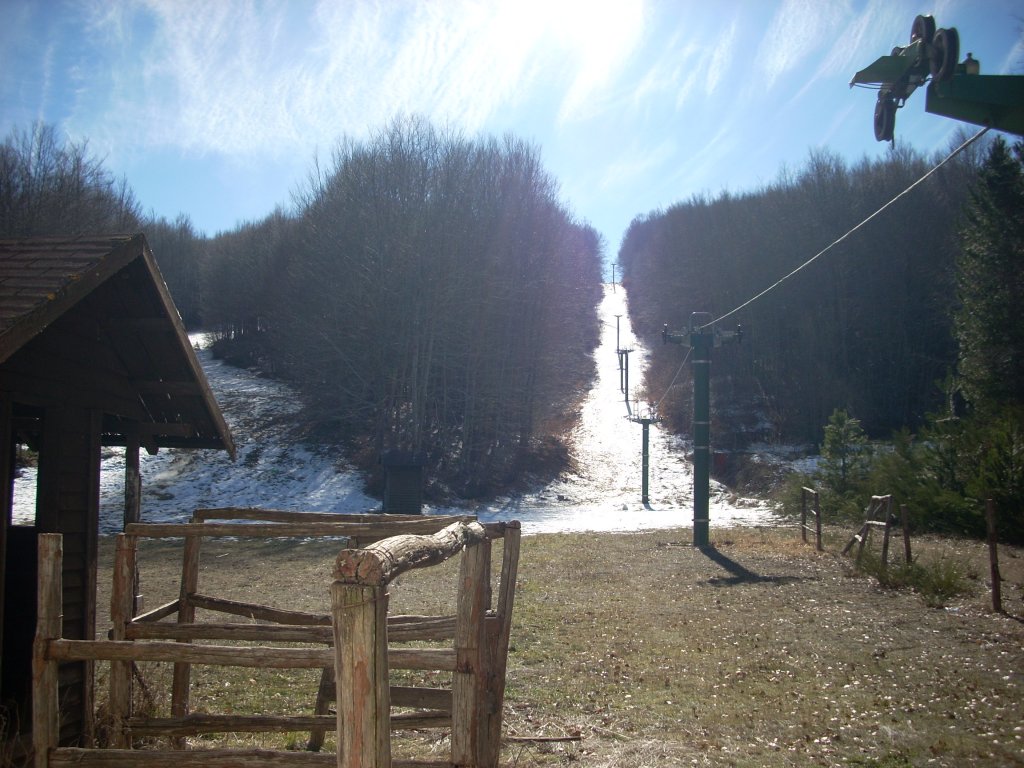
[0,234,235,457]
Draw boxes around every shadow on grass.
[698,545,808,586]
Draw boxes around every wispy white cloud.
[755,0,850,91]
[8,0,1022,245]
[624,17,730,117]
[999,37,1024,74]
[625,28,701,117]
[35,41,56,125]
[787,0,899,105]
[595,138,677,192]
[815,100,860,148]
[554,0,645,124]
[704,19,737,97]
[662,121,740,199]
[73,0,648,161]
[81,0,134,48]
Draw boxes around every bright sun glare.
[515,0,645,120]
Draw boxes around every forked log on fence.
[33,513,521,768]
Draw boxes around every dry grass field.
[93,525,1024,767]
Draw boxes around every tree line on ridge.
[619,135,1023,539]
[0,119,603,499]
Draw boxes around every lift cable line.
[699,124,990,331]
[654,345,692,413]
[651,123,989,545]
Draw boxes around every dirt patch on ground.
[95,525,1024,766]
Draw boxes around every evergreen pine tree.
[820,408,869,497]
[954,137,1024,413]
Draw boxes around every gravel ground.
[94,524,1023,767]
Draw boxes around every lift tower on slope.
[663,314,742,547]
[628,403,661,506]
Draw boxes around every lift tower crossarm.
[926,74,1024,137]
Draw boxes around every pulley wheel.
[929,27,960,81]
[874,94,896,142]
[911,14,935,44]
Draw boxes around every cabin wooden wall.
[0,396,11,710]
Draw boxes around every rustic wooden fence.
[33,510,520,768]
[841,495,912,573]
[799,487,823,551]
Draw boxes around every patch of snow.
[12,468,38,526]
[745,443,821,476]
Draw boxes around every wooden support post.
[880,496,893,577]
[813,491,823,552]
[171,533,201,743]
[331,582,390,768]
[124,426,143,617]
[479,524,521,767]
[109,534,137,748]
[495,525,521,652]
[452,539,491,767]
[800,488,808,544]
[841,522,863,556]
[854,523,869,567]
[33,534,63,768]
[798,489,806,544]
[0,396,11,700]
[124,427,141,528]
[899,504,912,564]
[985,499,1002,614]
[801,488,822,550]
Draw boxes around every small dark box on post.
[380,451,426,514]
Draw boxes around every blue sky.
[2,0,1022,258]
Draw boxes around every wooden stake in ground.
[985,499,1002,613]
[800,487,823,552]
[899,503,913,564]
[33,534,62,768]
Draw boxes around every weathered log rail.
[33,509,521,768]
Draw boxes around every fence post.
[985,499,1003,613]
[452,538,492,767]
[880,496,893,577]
[813,490,823,552]
[854,522,870,567]
[899,504,912,564]
[332,581,390,768]
[109,534,137,748]
[479,524,521,766]
[800,488,809,545]
[33,534,62,768]
[171,532,201,737]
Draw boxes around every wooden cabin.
[0,234,234,750]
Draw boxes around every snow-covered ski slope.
[470,284,775,533]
